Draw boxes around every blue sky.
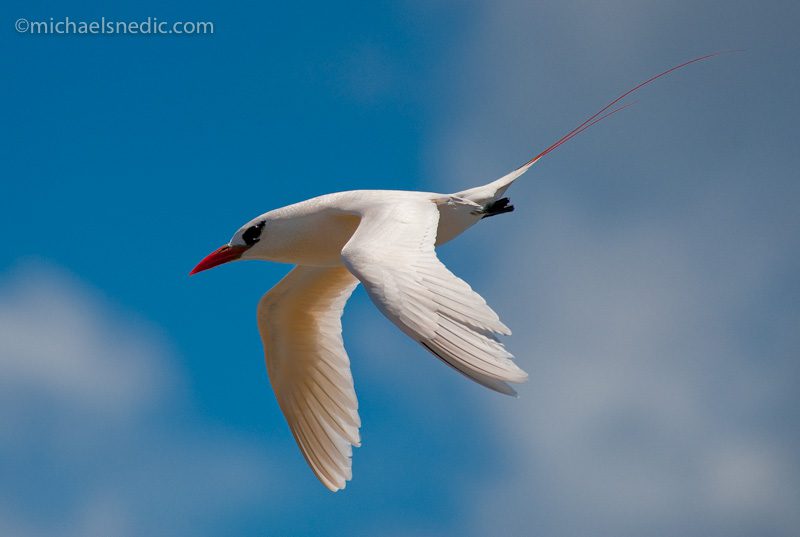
[2,1,799,536]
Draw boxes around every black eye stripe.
[242,221,265,246]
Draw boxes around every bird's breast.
[261,211,361,266]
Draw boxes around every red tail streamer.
[521,52,733,168]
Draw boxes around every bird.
[191,53,723,491]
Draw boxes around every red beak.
[190,245,249,275]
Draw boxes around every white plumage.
[190,54,721,490]
[246,189,527,491]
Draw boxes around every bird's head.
[189,218,267,275]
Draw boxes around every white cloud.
[425,1,800,535]
[0,262,278,537]
[0,264,170,418]
[465,197,800,536]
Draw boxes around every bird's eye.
[242,221,265,246]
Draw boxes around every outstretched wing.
[341,201,528,395]
[257,265,361,491]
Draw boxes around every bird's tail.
[453,52,730,206]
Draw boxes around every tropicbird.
[191,54,721,491]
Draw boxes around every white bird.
[191,54,720,491]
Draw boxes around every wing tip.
[322,476,350,492]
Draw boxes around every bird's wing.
[341,200,528,395]
[257,265,361,491]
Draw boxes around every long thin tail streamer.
[521,52,733,168]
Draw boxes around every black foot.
[482,197,515,218]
